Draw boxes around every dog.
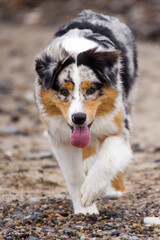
[34,10,138,214]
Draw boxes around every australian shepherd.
[34,10,138,214]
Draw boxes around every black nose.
[72,113,86,125]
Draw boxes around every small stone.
[0,126,28,136]
[111,230,122,236]
[80,236,86,240]
[11,111,20,122]
[40,151,52,159]
[13,212,23,220]
[24,10,41,26]
[63,229,71,235]
[42,164,58,169]
[5,151,12,158]
[5,221,15,228]
[28,236,38,240]
[59,235,68,239]
[24,156,36,161]
[155,159,160,163]
[154,145,160,152]
[132,143,145,152]
[139,226,144,233]
[30,212,44,222]
[30,197,39,203]
[144,217,160,226]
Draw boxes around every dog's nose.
[72,113,86,125]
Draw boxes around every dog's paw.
[104,190,124,199]
[80,184,96,207]
[103,185,125,199]
[86,203,99,215]
[74,206,87,215]
[80,177,106,207]
[74,203,99,215]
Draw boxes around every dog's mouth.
[69,123,92,148]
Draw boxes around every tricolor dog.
[35,10,138,214]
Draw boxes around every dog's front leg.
[80,135,132,207]
[49,137,98,214]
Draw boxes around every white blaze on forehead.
[68,64,84,124]
[62,37,98,55]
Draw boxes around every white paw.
[74,203,99,215]
[86,203,99,214]
[80,177,106,207]
[74,206,87,215]
[103,185,124,199]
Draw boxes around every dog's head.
[35,47,120,148]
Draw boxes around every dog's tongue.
[70,126,90,148]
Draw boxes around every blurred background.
[1,0,160,40]
[0,0,160,201]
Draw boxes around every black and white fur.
[34,10,138,214]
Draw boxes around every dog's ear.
[35,51,75,90]
[92,49,120,86]
[78,48,120,86]
[35,53,59,90]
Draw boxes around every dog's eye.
[86,87,96,95]
[60,88,70,97]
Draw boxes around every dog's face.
[35,48,120,148]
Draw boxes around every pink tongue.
[70,126,90,148]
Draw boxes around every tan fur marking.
[82,146,96,161]
[98,136,108,145]
[64,82,74,91]
[83,100,100,122]
[96,87,118,116]
[41,89,69,118]
[111,172,126,192]
[114,111,123,129]
[41,116,49,128]
[81,81,91,91]
[83,87,118,122]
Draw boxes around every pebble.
[30,197,39,203]
[12,211,22,216]
[154,145,160,152]
[111,230,122,236]
[24,156,37,161]
[154,159,160,163]
[132,143,146,152]
[11,111,20,122]
[144,217,160,226]
[80,236,86,240]
[4,151,12,157]
[28,236,38,240]
[40,151,52,159]
[0,126,29,136]
[5,220,15,228]
[42,164,58,169]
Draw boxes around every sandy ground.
[0,23,160,208]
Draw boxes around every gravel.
[0,195,160,239]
